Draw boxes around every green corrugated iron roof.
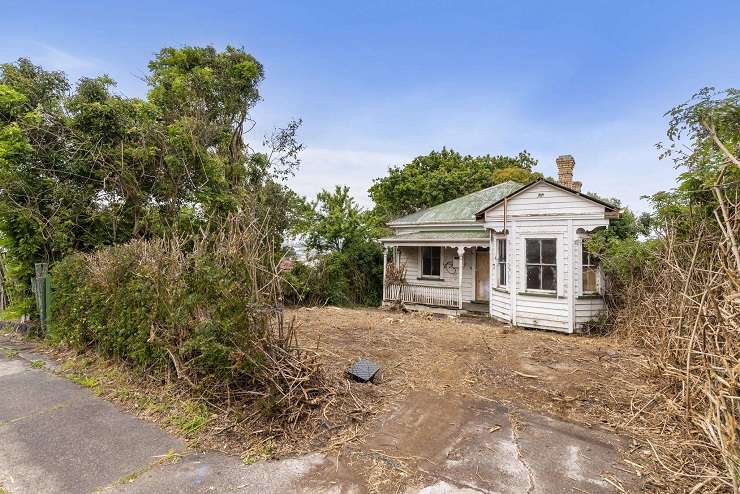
[380,230,489,243]
[387,181,524,226]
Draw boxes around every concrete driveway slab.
[358,391,638,493]
[517,409,628,493]
[0,352,183,494]
[105,452,342,494]
[0,363,88,422]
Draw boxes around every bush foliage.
[48,209,321,417]
[288,186,383,306]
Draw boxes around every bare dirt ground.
[1,308,672,493]
[290,306,663,492]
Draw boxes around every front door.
[475,251,490,301]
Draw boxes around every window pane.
[526,240,540,263]
[582,248,589,266]
[430,252,440,276]
[498,239,506,261]
[583,267,597,292]
[422,247,440,276]
[542,265,557,291]
[526,266,541,289]
[541,239,556,264]
[498,263,506,286]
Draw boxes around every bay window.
[525,239,557,291]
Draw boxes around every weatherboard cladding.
[387,181,524,226]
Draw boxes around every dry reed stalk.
[607,188,739,493]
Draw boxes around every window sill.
[417,276,444,282]
[577,293,603,300]
[518,291,559,298]
[491,286,509,294]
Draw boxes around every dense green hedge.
[49,231,279,390]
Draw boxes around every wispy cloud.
[31,43,97,72]
[0,41,99,83]
[293,147,412,207]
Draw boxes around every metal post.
[33,263,49,332]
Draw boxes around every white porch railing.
[383,283,459,308]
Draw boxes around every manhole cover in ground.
[346,358,380,383]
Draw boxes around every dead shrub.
[607,189,739,493]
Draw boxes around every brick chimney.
[556,155,582,192]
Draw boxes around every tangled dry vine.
[607,171,739,491]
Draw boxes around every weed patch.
[68,374,99,390]
[170,401,210,436]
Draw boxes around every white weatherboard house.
[380,155,619,333]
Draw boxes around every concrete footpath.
[0,335,639,493]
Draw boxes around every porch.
[380,231,492,312]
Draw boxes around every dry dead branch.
[606,183,739,493]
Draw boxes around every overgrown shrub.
[282,240,383,307]
[590,88,740,492]
[49,210,324,421]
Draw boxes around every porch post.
[457,246,465,309]
[382,246,388,302]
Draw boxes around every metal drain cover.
[346,358,380,383]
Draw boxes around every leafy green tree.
[296,186,370,253]
[0,47,302,307]
[288,186,382,306]
[369,148,541,221]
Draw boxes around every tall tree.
[295,185,372,253]
[368,148,540,221]
[0,47,302,304]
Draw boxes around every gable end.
[474,179,618,219]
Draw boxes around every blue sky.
[2,1,739,212]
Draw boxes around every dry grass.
[291,306,677,491]
[605,188,739,493]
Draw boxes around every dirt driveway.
[0,308,648,493]
[289,307,647,492]
[293,307,643,431]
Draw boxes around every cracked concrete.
[0,336,640,493]
[351,390,637,493]
[508,412,536,494]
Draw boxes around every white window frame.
[524,237,558,293]
[418,246,443,279]
[580,241,601,295]
[494,237,508,290]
